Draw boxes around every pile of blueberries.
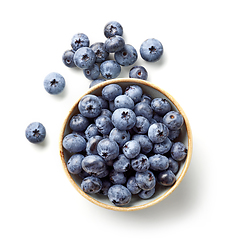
[62,83,188,207]
[62,21,164,86]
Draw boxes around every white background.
[1,0,239,239]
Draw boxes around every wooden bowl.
[59,78,193,211]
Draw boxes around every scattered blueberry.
[67,154,84,174]
[44,72,65,95]
[73,47,96,69]
[81,176,102,194]
[62,50,76,68]
[90,42,109,63]
[171,142,187,161]
[114,44,138,66]
[129,66,148,80]
[25,122,46,143]
[140,38,163,62]
[83,63,100,80]
[104,21,123,38]
[100,60,121,79]
[104,35,125,53]
[108,185,131,206]
[71,33,89,51]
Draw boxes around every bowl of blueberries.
[59,78,192,211]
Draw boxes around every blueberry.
[89,78,106,88]
[132,134,153,154]
[122,140,141,159]
[102,83,123,101]
[133,116,150,134]
[149,154,169,171]
[81,176,102,194]
[141,94,152,105]
[134,102,153,121]
[73,47,96,69]
[108,100,116,112]
[171,142,187,161]
[135,170,156,191]
[168,157,179,174]
[104,21,123,38]
[152,113,163,123]
[98,179,112,195]
[25,122,46,143]
[109,169,127,185]
[71,33,89,51]
[69,114,89,132]
[100,60,121,79]
[104,35,125,53]
[157,170,176,187]
[148,123,169,143]
[98,108,112,119]
[111,108,136,131]
[113,154,131,172]
[84,123,100,140]
[62,133,86,153]
[95,115,113,135]
[108,185,131,206]
[153,137,172,154]
[163,111,184,131]
[67,154,84,174]
[114,95,135,110]
[140,38,163,62]
[78,94,102,118]
[82,155,107,177]
[97,138,119,163]
[151,98,171,116]
[44,72,65,95]
[114,44,138,66]
[86,136,103,155]
[124,85,143,103]
[126,176,141,194]
[109,128,130,147]
[78,168,90,179]
[138,188,155,199]
[90,42,109,63]
[131,154,150,172]
[62,50,76,68]
[83,63,100,80]
[129,66,148,80]
[168,129,181,141]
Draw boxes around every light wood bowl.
[59,78,193,211]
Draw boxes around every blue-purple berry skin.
[67,154,84,174]
[104,21,123,38]
[157,170,176,186]
[131,154,150,172]
[62,50,76,68]
[168,157,179,174]
[168,129,181,141]
[86,136,103,155]
[133,116,150,134]
[84,64,100,80]
[90,42,109,63]
[163,111,184,131]
[73,47,96,69]
[127,176,141,194]
[97,97,109,109]
[134,102,153,121]
[109,128,130,147]
[135,170,156,191]
[124,85,143,103]
[111,108,136,131]
[98,179,112,195]
[82,155,107,177]
[62,133,86,153]
[69,114,89,132]
[108,185,131,206]
[102,84,123,101]
[84,123,100,140]
[114,95,135,110]
[149,154,169,171]
[153,137,172,154]
[95,115,113,135]
[100,60,121,79]
[114,44,138,66]
[89,79,106,88]
[140,38,163,62]
[104,35,125,53]
[138,187,155,199]
[171,142,187,161]
[123,140,141,159]
[132,134,153,154]
[151,98,171,116]
[129,66,148,80]
[25,122,46,143]
[71,33,89,51]
[44,72,65,95]
[81,176,102,194]
[148,123,169,143]
[78,94,102,118]
[141,94,152,105]
[109,169,127,185]
[113,154,131,172]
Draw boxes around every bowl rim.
[59,78,193,211]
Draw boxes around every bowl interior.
[59,78,192,211]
